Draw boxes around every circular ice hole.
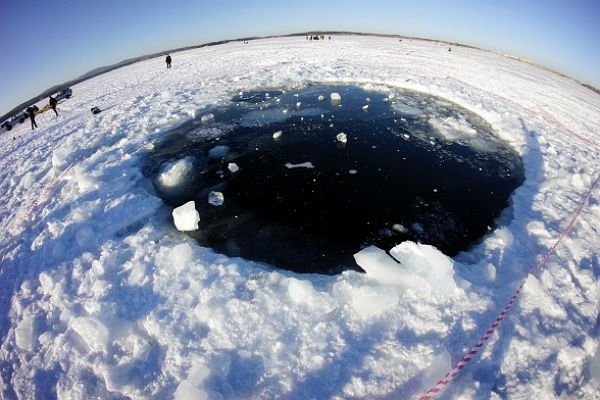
[145,85,524,274]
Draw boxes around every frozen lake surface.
[1,36,599,400]
[146,85,524,273]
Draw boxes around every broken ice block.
[285,161,314,169]
[336,132,347,143]
[227,162,240,173]
[208,145,230,159]
[272,130,283,139]
[208,191,224,206]
[172,201,200,231]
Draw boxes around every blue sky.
[1,0,598,115]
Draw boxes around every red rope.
[417,171,600,400]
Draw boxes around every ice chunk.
[348,169,358,174]
[201,113,214,123]
[362,105,369,111]
[392,103,422,117]
[392,223,408,233]
[156,156,195,196]
[330,92,341,104]
[336,132,347,143]
[285,161,314,169]
[388,93,396,99]
[412,223,424,234]
[353,246,413,286]
[272,130,282,139]
[227,162,240,173]
[296,101,302,108]
[71,317,109,352]
[389,241,456,293]
[15,314,35,351]
[208,191,224,206]
[172,201,200,231]
[208,145,230,159]
[317,95,325,101]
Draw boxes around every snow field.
[0,35,599,399]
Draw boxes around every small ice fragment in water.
[227,162,239,173]
[275,98,281,103]
[285,162,315,169]
[173,201,200,232]
[208,191,224,206]
[330,92,341,104]
[318,95,325,101]
[402,134,410,139]
[366,97,371,102]
[201,113,214,123]
[336,132,347,143]
[349,169,358,174]
[362,105,369,111]
[208,145,230,159]
[392,223,408,233]
[388,93,396,100]
[273,130,283,139]
[412,223,424,234]
[282,109,288,114]
[296,102,302,108]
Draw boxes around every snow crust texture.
[1,36,599,399]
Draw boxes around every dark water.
[144,85,524,274]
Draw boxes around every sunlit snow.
[0,35,599,400]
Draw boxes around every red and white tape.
[417,171,600,400]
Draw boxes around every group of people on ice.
[25,95,59,130]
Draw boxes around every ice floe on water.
[0,35,599,400]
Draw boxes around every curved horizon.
[1,0,598,116]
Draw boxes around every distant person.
[49,95,58,116]
[26,106,37,130]
[166,54,172,69]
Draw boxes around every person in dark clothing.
[49,96,58,116]
[166,54,172,69]
[26,107,37,130]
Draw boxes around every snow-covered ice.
[0,35,599,400]
[272,129,282,139]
